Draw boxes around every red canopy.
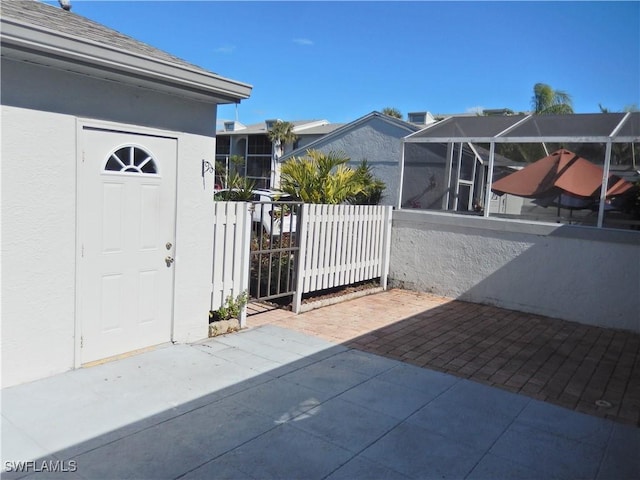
[492,149,633,199]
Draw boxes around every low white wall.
[390,210,640,332]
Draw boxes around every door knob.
[165,256,175,267]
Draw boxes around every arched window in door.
[104,145,158,175]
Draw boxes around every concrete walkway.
[250,289,640,427]
[2,320,638,479]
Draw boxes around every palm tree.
[382,107,403,119]
[531,83,574,114]
[280,150,364,204]
[266,120,297,160]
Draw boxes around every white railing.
[211,202,252,327]
[292,204,393,313]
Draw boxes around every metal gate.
[249,200,303,302]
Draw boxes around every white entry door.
[79,127,177,364]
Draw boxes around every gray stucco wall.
[390,210,640,332]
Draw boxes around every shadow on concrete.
[338,296,640,427]
[2,313,639,480]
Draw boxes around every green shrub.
[209,291,249,323]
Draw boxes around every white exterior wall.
[2,59,219,387]
[2,106,78,385]
[390,210,640,332]
[172,133,216,344]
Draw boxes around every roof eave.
[0,18,252,104]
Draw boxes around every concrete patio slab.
[324,455,411,480]
[489,422,603,479]
[2,319,639,479]
[360,421,485,480]
[250,288,640,427]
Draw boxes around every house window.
[104,146,157,174]
[248,135,272,155]
[216,136,230,155]
[409,113,426,124]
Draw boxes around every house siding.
[1,58,219,387]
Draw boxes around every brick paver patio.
[248,289,640,427]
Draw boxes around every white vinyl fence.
[211,202,252,327]
[292,204,393,312]
[211,202,392,320]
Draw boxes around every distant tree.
[267,120,297,159]
[600,103,639,113]
[532,83,574,114]
[382,107,403,119]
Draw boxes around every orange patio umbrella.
[491,149,633,200]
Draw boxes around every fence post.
[381,206,393,290]
[292,203,308,314]
[238,202,252,328]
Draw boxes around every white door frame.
[74,118,179,368]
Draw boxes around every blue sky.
[46,1,639,126]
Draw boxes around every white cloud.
[293,38,314,46]
[214,45,236,54]
[465,106,484,114]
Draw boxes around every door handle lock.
[165,256,175,267]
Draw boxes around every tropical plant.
[266,120,297,159]
[215,154,246,189]
[531,83,574,114]
[213,171,255,201]
[348,160,386,205]
[280,150,364,204]
[382,107,403,119]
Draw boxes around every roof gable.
[281,111,420,160]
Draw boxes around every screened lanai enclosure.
[399,113,640,229]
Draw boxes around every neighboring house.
[1,0,251,387]
[215,119,343,189]
[280,111,431,206]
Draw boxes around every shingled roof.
[1,0,251,103]
[2,0,214,74]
